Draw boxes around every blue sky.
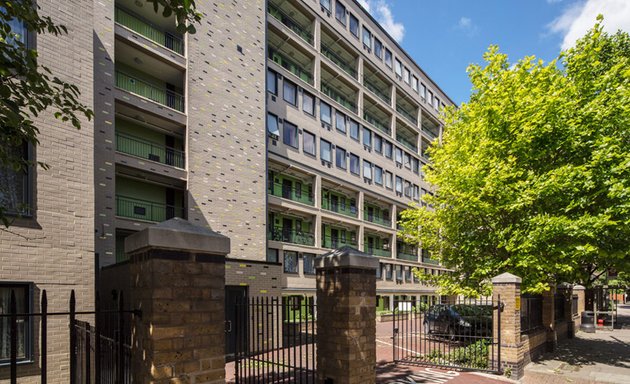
[357,0,630,105]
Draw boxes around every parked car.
[423,304,493,340]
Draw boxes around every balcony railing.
[268,47,313,84]
[364,211,390,227]
[363,111,390,134]
[267,181,314,206]
[364,77,391,104]
[321,43,357,78]
[322,234,357,249]
[115,7,184,55]
[268,226,315,246]
[115,71,185,112]
[396,135,418,153]
[422,125,439,140]
[397,247,417,261]
[365,246,391,258]
[321,196,357,218]
[422,257,440,265]
[116,195,184,222]
[116,132,185,168]
[268,3,313,45]
[396,105,418,125]
[321,83,357,113]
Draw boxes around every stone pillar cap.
[491,272,522,284]
[315,246,379,270]
[125,217,230,255]
[573,284,586,290]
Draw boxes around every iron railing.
[364,77,391,104]
[396,135,418,153]
[321,196,357,218]
[365,246,391,257]
[115,7,184,54]
[364,210,390,227]
[422,125,440,139]
[115,71,185,112]
[320,83,357,113]
[268,47,313,84]
[116,195,184,222]
[363,111,390,134]
[396,105,418,125]
[397,247,417,261]
[321,234,357,249]
[268,227,315,246]
[520,295,543,334]
[267,181,314,205]
[320,43,357,78]
[267,2,313,44]
[116,132,185,168]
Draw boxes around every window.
[335,1,346,25]
[320,102,332,126]
[267,248,279,263]
[395,176,403,194]
[384,141,393,159]
[0,283,32,364]
[413,184,420,201]
[384,48,393,68]
[320,0,331,12]
[404,181,412,197]
[374,38,383,59]
[283,80,297,106]
[362,27,372,49]
[412,75,419,92]
[349,119,360,141]
[420,83,427,100]
[412,158,419,174]
[376,264,382,279]
[385,171,393,189]
[350,154,360,175]
[395,59,402,77]
[403,67,410,84]
[349,13,359,37]
[303,253,316,275]
[283,121,298,149]
[267,69,278,95]
[303,130,316,156]
[396,265,403,281]
[434,96,440,110]
[336,111,346,134]
[303,92,315,115]
[374,134,382,154]
[405,267,412,282]
[404,152,411,169]
[336,146,347,169]
[363,160,372,180]
[320,139,332,162]
[0,143,32,215]
[395,147,403,165]
[362,127,372,148]
[374,166,383,185]
[386,264,393,280]
[267,113,280,138]
[284,251,298,273]
[427,90,433,106]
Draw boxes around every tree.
[0,0,200,227]
[399,17,630,295]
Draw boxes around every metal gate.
[230,296,317,383]
[392,297,501,373]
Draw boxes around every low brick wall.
[521,329,547,366]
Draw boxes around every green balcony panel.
[116,195,184,222]
[116,132,185,168]
[364,211,391,227]
[268,181,314,205]
[365,247,391,258]
[321,193,357,218]
[268,48,313,84]
[321,43,357,78]
[115,7,184,55]
[267,3,313,45]
[116,71,185,112]
[397,247,418,261]
[268,226,315,246]
[321,235,357,249]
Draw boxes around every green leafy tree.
[0,0,200,227]
[400,17,629,295]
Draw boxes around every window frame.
[335,146,347,170]
[349,13,359,38]
[374,165,383,185]
[302,91,315,116]
[362,27,372,50]
[335,1,346,25]
[384,48,393,68]
[0,282,34,365]
[335,110,347,134]
[349,119,360,141]
[320,139,332,163]
[303,130,316,156]
[349,153,360,175]
[283,251,299,273]
[267,69,278,95]
[320,101,332,126]
[1,142,33,217]
[363,160,372,180]
[303,253,316,275]
[283,120,299,149]
[283,80,298,106]
[267,112,280,139]
[374,37,383,59]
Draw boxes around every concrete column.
[542,287,556,351]
[492,272,524,379]
[125,218,231,384]
[316,247,379,384]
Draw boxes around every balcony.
[396,105,417,126]
[396,90,419,126]
[364,77,390,105]
[422,114,440,139]
[321,82,357,114]
[116,195,184,222]
[322,234,357,249]
[268,226,315,247]
[365,246,391,258]
[363,111,390,135]
[322,189,357,218]
[268,181,314,206]
[321,43,357,79]
[268,1,313,45]
[116,132,184,168]
[364,210,390,228]
[421,138,432,161]
[396,122,418,153]
[397,244,418,261]
[268,25,314,85]
[116,71,184,112]
[363,96,391,135]
[115,7,184,55]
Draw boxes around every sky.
[356,0,630,105]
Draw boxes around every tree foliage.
[400,17,629,295]
[0,0,200,227]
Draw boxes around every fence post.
[124,218,230,384]
[315,246,379,384]
[492,272,524,379]
[69,290,77,384]
[10,290,17,384]
[41,290,48,384]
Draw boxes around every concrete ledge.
[492,272,522,284]
[315,246,379,270]
[125,217,230,255]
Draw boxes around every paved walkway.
[522,303,630,384]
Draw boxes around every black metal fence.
[554,293,566,322]
[392,297,501,373]
[520,295,543,334]
[572,295,579,317]
[1,289,139,384]
[231,296,317,384]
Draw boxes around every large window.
[283,80,297,106]
[349,13,359,37]
[395,176,403,194]
[412,158,419,174]
[267,248,279,263]
[0,283,32,364]
[395,59,402,77]
[385,171,393,189]
[384,140,393,159]
[0,143,31,215]
[363,160,372,180]
[374,38,383,59]
[374,165,383,185]
[374,134,382,154]
[395,147,403,165]
[267,69,278,95]
[349,119,360,141]
[303,92,315,115]
[412,75,419,93]
[336,111,346,134]
[362,27,372,49]
[303,253,316,275]
[350,153,360,175]
[320,0,332,12]
[403,67,410,84]
[420,83,427,100]
[283,121,298,149]
[267,113,280,138]
[320,102,332,126]
[362,127,372,148]
[335,1,346,25]
[303,130,316,156]
[384,48,393,68]
[335,146,347,170]
[320,139,332,162]
[284,251,298,273]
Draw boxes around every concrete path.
[522,303,630,384]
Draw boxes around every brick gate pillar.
[125,218,230,384]
[492,272,524,379]
[315,246,379,384]
[573,285,585,329]
[542,286,557,351]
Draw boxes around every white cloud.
[455,16,478,37]
[547,0,563,4]
[458,17,472,29]
[548,0,630,50]
[357,0,405,42]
